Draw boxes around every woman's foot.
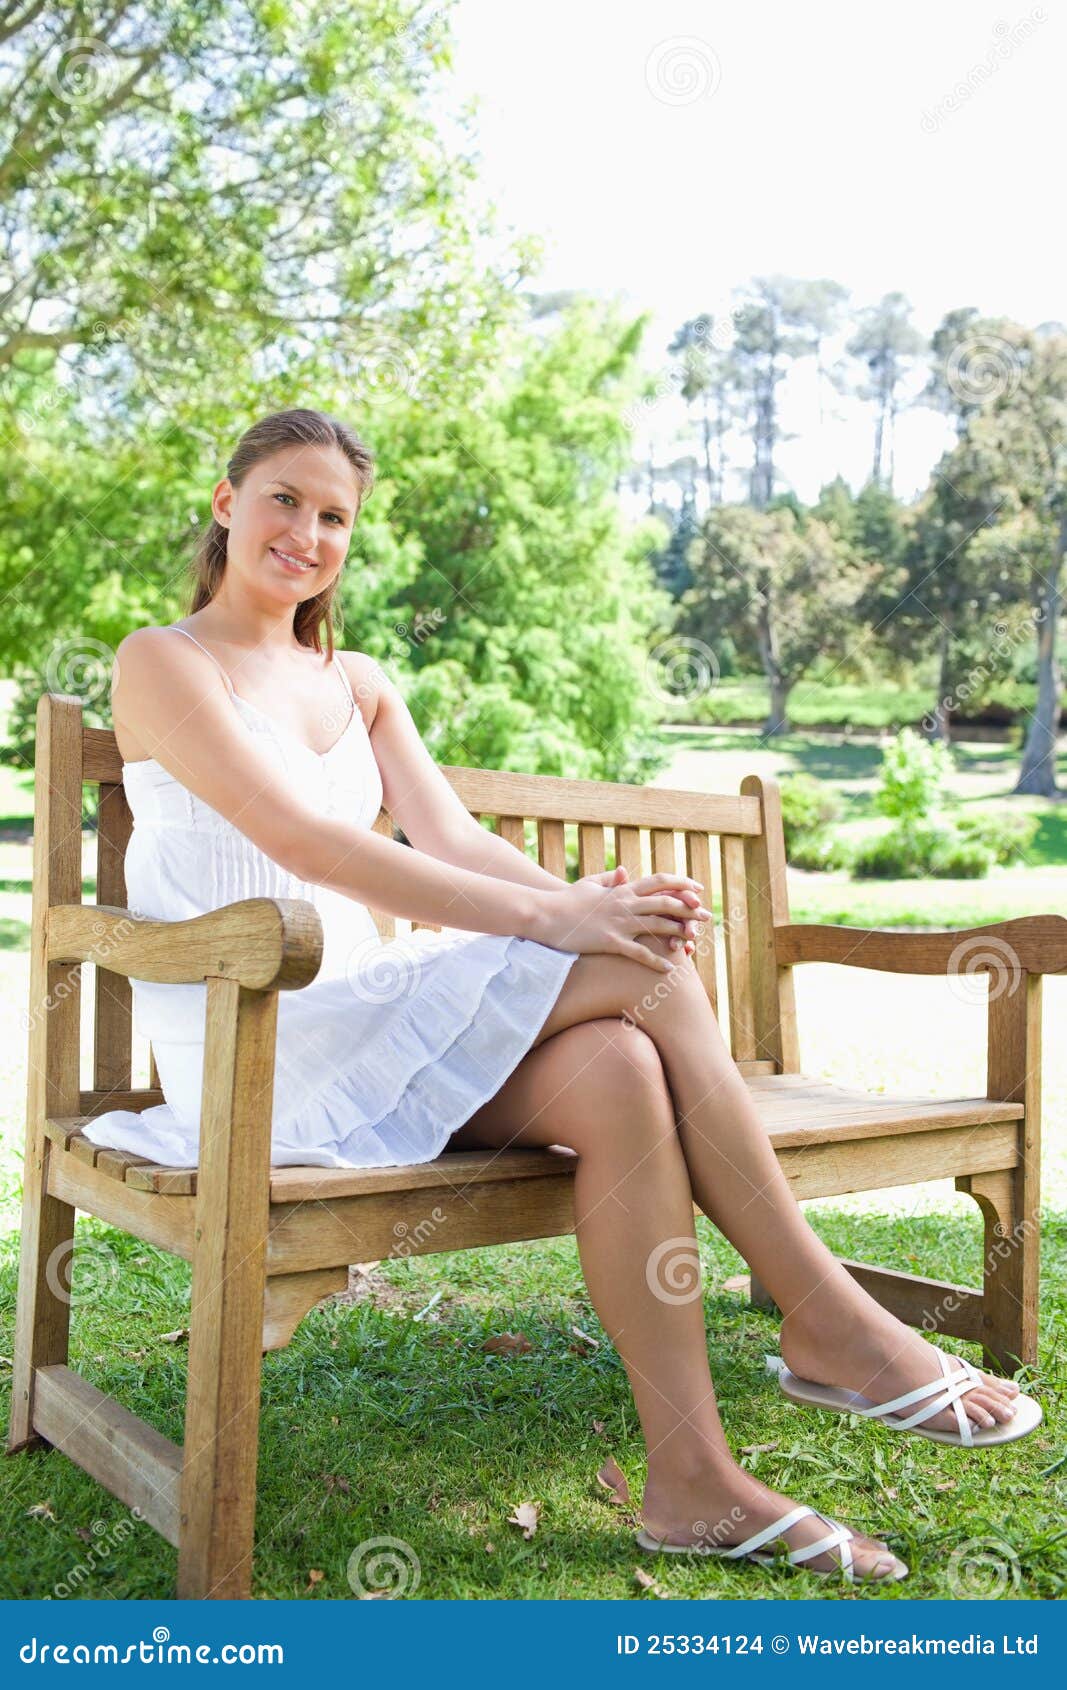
[779,1280,1022,1438]
[640,1465,905,1580]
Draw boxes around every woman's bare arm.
[300,817,553,938]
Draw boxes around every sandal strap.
[723,1503,815,1559]
[853,1348,980,1430]
[788,1522,855,1580]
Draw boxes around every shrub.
[956,808,1040,866]
[778,773,844,868]
[873,727,956,826]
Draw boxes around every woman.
[84,407,1037,1587]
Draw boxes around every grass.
[661,677,1046,732]
[0,1207,1064,1601]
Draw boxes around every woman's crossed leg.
[449,1006,902,1577]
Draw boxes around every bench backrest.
[35,692,800,1123]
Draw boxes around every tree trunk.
[1014,518,1064,796]
[928,622,954,741]
[701,400,714,510]
[756,589,790,735]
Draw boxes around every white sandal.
[636,1503,908,1583]
[768,1347,1043,1448]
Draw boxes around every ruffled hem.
[81,934,579,1170]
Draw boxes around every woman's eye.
[274,492,295,506]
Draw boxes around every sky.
[443,0,1062,505]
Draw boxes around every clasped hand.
[537,863,711,974]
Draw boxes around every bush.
[852,820,994,880]
[779,773,844,868]
[873,727,956,826]
[956,808,1040,866]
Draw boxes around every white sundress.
[80,627,581,1170]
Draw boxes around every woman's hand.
[539,867,710,973]
[581,864,699,959]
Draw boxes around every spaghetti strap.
[331,649,355,706]
[167,625,237,695]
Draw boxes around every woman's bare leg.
[449,1017,905,1577]
[522,938,1021,1440]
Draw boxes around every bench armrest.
[774,914,1067,977]
[47,897,324,992]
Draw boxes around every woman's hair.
[186,408,376,659]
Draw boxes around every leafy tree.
[842,292,925,491]
[678,503,867,734]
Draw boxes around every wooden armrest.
[774,914,1067,977]
[47,897,324,992]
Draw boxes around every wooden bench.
[7,691,1063,1599]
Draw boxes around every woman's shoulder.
[334,648,388,733]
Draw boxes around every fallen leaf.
[740,1441,778,1455]
[634,1566,665,1595]
[158,1328,189,1345]
[27,1501,57,1521]
[934,1480,957,1491]
[330,1416,340,1427]
[74,1526,93,1542]
[882,1486,899,1500]
[507,1501,540,1539]
[592,1419,606,1434]
[569,1324,600,1351]
[351,1260,383,1276]
[484,1540,495,1553]
[321,1474,351,1495]
[722,1274,750,1293]
[360,1590,393,1599]
[482,1332,533,1356]
[595,1455,631,1507]
[306,1569,325,1592]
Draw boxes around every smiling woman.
[86,405,594,1173]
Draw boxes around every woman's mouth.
[270,546,318,574]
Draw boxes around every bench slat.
[44,1082,1025,1205]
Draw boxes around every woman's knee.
[576,1019,676,1144]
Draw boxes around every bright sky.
[446,0,1063,504]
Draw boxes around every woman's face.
[212,442,360,599]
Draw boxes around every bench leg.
[955,1164,1038,1373]
[176,980,277,1599]
[747,1269,779,1314]
[6,1126,75,1455]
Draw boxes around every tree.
[0,0,531,425]
[843,292,925,491]
[964,324,1067,794]
[729,275,850,509]
[678,503,867,735]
